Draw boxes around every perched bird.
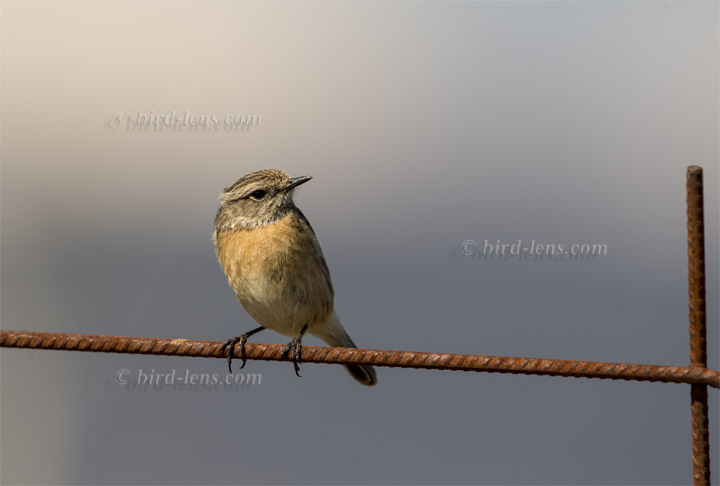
[213,169,377,386]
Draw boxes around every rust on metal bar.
[1,329,719,388]
[687,165,711,485]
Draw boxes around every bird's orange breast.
[215,217,296,287]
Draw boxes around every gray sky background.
[1,1,718,484]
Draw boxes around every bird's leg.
[281,324,308,378]
[220,326,265,373]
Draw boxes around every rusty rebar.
[687,165,710,485]
[1,329,719,388]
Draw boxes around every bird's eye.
[249,189,267,201]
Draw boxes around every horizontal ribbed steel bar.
[1,330,718,388]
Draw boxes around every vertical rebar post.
[687,165,710,485]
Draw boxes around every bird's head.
[214,169,312,230]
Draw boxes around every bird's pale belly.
[214,219,334,337]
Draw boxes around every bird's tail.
[314,314,377,386]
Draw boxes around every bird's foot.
[220,326,266,373]
[220,335,250,373]
[281,324,308,378]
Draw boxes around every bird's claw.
[281,335,303,378]
[220,334,249,373]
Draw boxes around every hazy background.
[1,1,718,484]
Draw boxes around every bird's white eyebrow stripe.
[224,183,272,201]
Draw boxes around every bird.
[213,169,377,386]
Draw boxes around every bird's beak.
[284,175,312,191]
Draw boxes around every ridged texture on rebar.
[1,329,718,388]
[687,166,711,485]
